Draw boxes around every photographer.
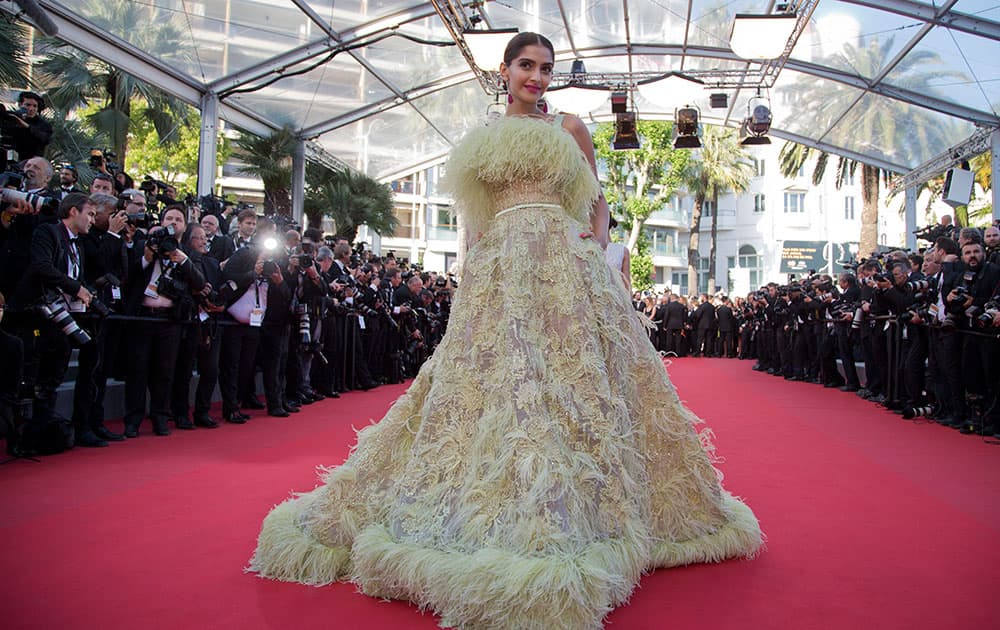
[984,225,1000,265]
[284,238,326,408]
[54,165,84,200]
[831,273,861,392]
[121,206,205,437]
[89,173,114,196]
[8,193,100,449]
[200,213,235,263]
[4,92,53,162]
[218,217,279,423]
[171,223,224,429]
[945,241,1000,434]
[855,260,886,401]
[71,192,130,444]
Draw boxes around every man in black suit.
[662,294,687,356]
[72,193,130,443]
[10,193,104,446]
[6,91,53,161]
[946,241,1000,434]
[54,165,85,200]
[170,223,224,429]
[201,213,234,263]
[121,206,205,437]
[717,297,738,358]
[692,294,716,357]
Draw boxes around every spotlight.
[740,93,772,146]
[710,93,728,109]
[673,106,701,149]
[611,91,628,114]
[612,112,640,150]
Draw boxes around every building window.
[783,192,805,213]
[671,271,688,291]
[739,244,764,288]
[391,206,414,238]
[845,170,855,186]
[753,193,765,213]
[844,196,855,220]
[797,164,806,177]
[753,158,765,177]
[644,226,677,255]
[702,200,716,217]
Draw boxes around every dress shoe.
[283,404,301,413]
[123,425,139,438]
[242,397,266,410]
[358,381,378,391]
[152,419,171,436]
[268,408,290,418]
[174,417,195,430]
[193,415,219,429]
[76,430,109,448]
[225,411,249,424]
[94,426,125,441]
[298,394,316,405]
[839,384,860,393]
[309,391,326,402]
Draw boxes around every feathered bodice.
[440,116,600,237]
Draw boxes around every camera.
[1,186,57,213]
[295,303,311,344]
[36,296,91,346]
[913,223,955,243]
[146,224,180,259]
[88,148,118,172]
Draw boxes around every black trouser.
[171,320,200,421]
[835,325,860,388]
[219,323,260,415]
[961,331,999,403]
[937,328,966,418]
[72,316,107,433]
[718,330,736,357]
[259,322,289,411]
[193,320,221,417]
[817,327,841,384]
[10,312,72,429]
[124,315,183,431]
[903,325,929,405]
[663,328,683,355]
[776,327,791,375]
[694,328,714,356]
[860,327,883,394]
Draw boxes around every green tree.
[778,36,964,256]
[593,120,690,253]
[34,0,189,166]
[682,126,752,296]
[304,163,396,242]
[126,102,231,194]
[235,126,296,217]
[630,231,654,293]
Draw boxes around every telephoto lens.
[902,404,936,420]
[37,300,92,345]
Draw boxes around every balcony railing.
[427,225,457,241]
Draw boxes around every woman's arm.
[621,247,632,294]
[562,115,610,249]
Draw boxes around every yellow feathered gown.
[248,116,763,629]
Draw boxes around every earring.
[507,93,513,104]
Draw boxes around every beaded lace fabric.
[248,115,762,629]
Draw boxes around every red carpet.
[2,360,998,629]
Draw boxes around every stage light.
[729,14,797,60]
[710,93,729,109]
[612,112,640,151]
[674,106,701,149]
[611,91,628,114]
[636,73,705,109]
[740,94,772,146]
[463,27,519,70]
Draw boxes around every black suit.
[218,245,265,415]
[717,305,738,357]
[661,301,687,355]
[172,254,225,423]
[692,302,716,356]
[9,222,86,434]
[122,246,205,434]
[206,233,235,263]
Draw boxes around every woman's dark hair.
[503,32,555,67]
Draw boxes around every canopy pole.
[292,138,306,227]
[904,186,917,251]
[992,128,999,222]
[197,92,219,199]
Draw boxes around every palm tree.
[305,163,396,242]
[682,126,752,295]
[778,36,965,256]
[0,19,31,90]
[34,0,189,165]
[592,120,690,253]
[235,126,297,217]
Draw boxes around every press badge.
[358,316,366,330]
[111,286,122,300]
[144,282,159,299]
[249,307,264,327]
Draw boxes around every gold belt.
[495,202,563,218]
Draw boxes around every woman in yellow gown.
[249,32,762,629]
